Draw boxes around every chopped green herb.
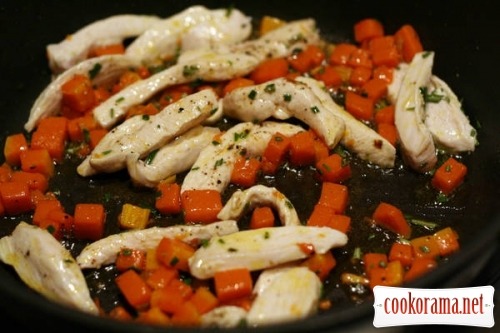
[248,89,257,100]
[228,247,238,252]
[283,93,292,102]
[183,64,199,77]
[420,87,446,103]
[264,83,276,93]
[121,248,133,256]
[214,158,224,169]
[88,63,102,79]
[115,96,125,104]
[144,149,159,165]
[311,106,320,113]
[419,245,430,253]
[234,130,249,141]
[82,129,90,143]
[170,256,179,266]
[141,114,150,121]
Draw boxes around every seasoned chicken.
[217,185,301,226]
[25,54,140,132]
[188,225,348,279]
[93,19,319,128]
[46,14,160,74]
[77,220,238,269]
[395,52,437,172]
[424,76,477,152]
[80,89,217,175]
[0,222,98,314]
[298,77,397,168]
[181,121,304,193]
[389,61,477,155]
[247,266,322,326]
[76,115,147,177]
[126,6,252,65]
[223,77,345,148]
[127,126,221,188]
[181,122,254,193]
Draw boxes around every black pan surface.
[0,1,499,332]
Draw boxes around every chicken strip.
[424,76,477,152]
[247,266,322,326]
[25,54,140,132]
[77,115,147,177]
[127,126,221,188]
[77,220,238,269]
[298,77,396,168]
[47,14,160,74]
[188,225,348,279]
[223,77,345,148]
[126,6,251,65]
[0,222,98,314]
[81,89,217,175]
[395,51,437,172]
[181,121,304,193]
[217,185,301,226]
[93,19,319,128]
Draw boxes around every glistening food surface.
[0,4,478,329]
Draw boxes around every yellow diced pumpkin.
[119,203,150,230]
[259,15,286,36]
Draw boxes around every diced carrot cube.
[3,133,28,166]
[0,181,33,215]
[20,149,54,178]
[317,182,349,214]
[250,206,275,229]
[181,189,222,224]
[288,130,316,166]
[155,182,181,215]
[73,203,106,240]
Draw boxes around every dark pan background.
[0,1,499,332]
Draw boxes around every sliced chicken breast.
[247,266,322,326]
[25,54,140,132]
[47,14,161,74]
[395,52,437,172]
[93,19,319,128]
[181,122,254,193]
[77,114,147,177]
[127,126,220,188]
[188,225,348,279]
[298,77,396,167]
[0,222,98,314]
[223,77,345,148]
[83,89,217,175]
[126,6,252,65]
[217,185,301,226]
[424,76,477,152]
[77,220,238,269]
[181,121,304,193]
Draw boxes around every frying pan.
[0,0,499,332]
